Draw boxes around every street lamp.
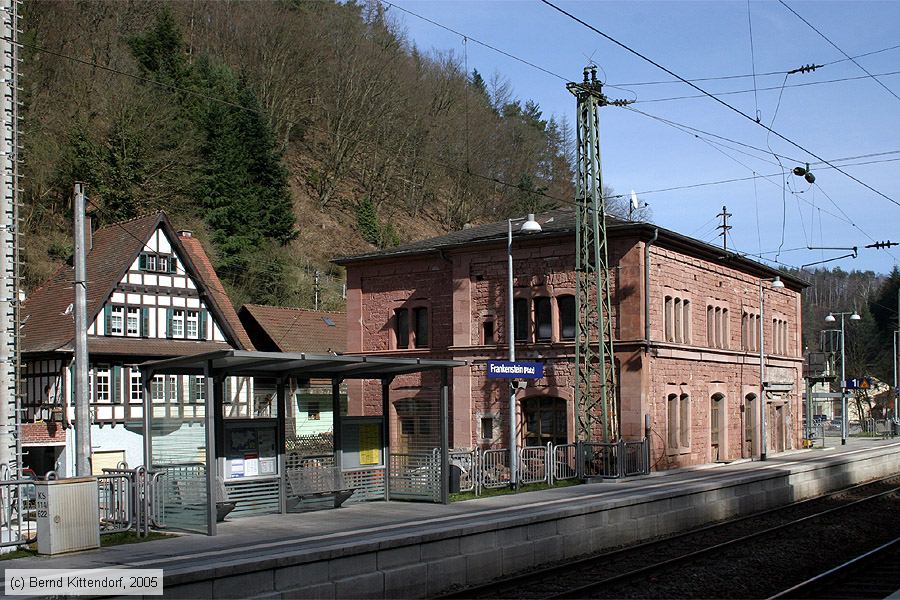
[824,311,861,445]
[758,275,785,461]
[508,213,542,487]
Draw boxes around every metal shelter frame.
[140,350,464,536]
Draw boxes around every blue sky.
[387,0,900,275]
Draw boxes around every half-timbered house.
[20,212,254,475]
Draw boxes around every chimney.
[178,230,193,238]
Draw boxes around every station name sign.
[486,360,544,379]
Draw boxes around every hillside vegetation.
[19,0,579,308]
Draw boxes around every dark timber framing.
[140,350,464,536]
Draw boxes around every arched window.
[558,295,576,340]
[710,393,724,457]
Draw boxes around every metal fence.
[0,476,36,548]
[448,439,650,497]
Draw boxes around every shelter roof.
[141,350,465,379]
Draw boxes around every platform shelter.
[139,350,464,536]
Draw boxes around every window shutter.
[189,376,196,404]
[112,366,121,404]
[104,305,112,335]
[199,309,208,340]
[138,254,147,270]
[170,257,178,273]
[141,307,150,338]
[166,308,173,339]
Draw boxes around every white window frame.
[130,368,142,404]
[186,311,199,340]
[95,366,111,403]
[110,307,124,336]
[146,254,158,272]
[171,310,185,338]
[126,307,140,337]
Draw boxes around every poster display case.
[223,419,278,479]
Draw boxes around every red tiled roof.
[239,305,345,353]
[178,234,254,351]
[87,337,233,357]
[21,212,253,354]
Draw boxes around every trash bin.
[449,465,462,494]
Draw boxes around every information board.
[223,419,278,479]
[341,417,384,469]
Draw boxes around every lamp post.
[758,276,785,461]
[824,311,861,445]
[508,214,542,487]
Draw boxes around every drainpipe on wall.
[644,228,659,345]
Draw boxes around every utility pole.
[73,183,91,476]
[314,270,320,311]
[716,206,732,252]
[0,0,21,477]
[568,65,630,443]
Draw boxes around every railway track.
[440,474,900,599]
[771,536,900,599]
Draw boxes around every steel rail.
[549,483,900,599]
[768,536,900,599]
[440,473,900,599]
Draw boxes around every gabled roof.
[239,304,345,354]
[21,212,253,354]
[333,207,807,289]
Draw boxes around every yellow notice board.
[359,423,381,465]
[341,417,384,468]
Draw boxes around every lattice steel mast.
[568,65,630,443]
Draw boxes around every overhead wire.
[779,0,900,106]
[539,0,900,210]
[747,0,761,122]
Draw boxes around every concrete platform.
[7,438,900,599]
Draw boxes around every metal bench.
[286,465,355,509]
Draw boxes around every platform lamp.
[758,275,785,461]
[824,311,861,445]
[508,213,542,487]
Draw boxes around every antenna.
[716,205,732,251]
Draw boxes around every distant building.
[238,304,347,439]
[20,212,253,475]
[336,209,807,469]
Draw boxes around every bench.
[285,466,355,510]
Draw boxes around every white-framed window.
[130,368,142,404]
[95,366,110,403]
[151,375,166,402]
[158,256,169,273]
[171,310,185,338]
[126,308,140,336]
[194,376,205,403]
[146,254,157,272]
[186,311,199,339]
[110,307,124,336]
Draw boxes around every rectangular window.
[674,299,683,343]
[683,300,691,344]
[126,308,140,336]
[140,253,176,274]
[413,307,428,348]
[482,319,495,344]
[145,254,157,272]
[665,296,674,342]
[558,295,576,340]
[395,308,409,349]
[151,375,165,402]
[130,369,142,404]
[680,394,691,450]
[193,376,205,404]
[186,311,199,339]
[171,310,185,338]
[721,308,729,349]
[157,256,169,273]
[95,367,110,403]
[534,297,552,341]
[110,307,124,336]
[667,394,678,449]
[514,298,528,342]
[481,416,494,440]
[707,305,715,347]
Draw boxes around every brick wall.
[344,226,805,469]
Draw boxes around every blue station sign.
[486,360,544,379]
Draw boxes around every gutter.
[644,228,659,345]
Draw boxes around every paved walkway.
[6,437,900,581]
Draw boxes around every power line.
[779,0,900,106]
[539,0,900,210]
[636,69,900,104]
[608,43,900,87]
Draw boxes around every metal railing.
[449,439,650,497]
[0,477,36,548]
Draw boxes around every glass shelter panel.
[150,413,209,534]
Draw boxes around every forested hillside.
[19,0,577,307]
